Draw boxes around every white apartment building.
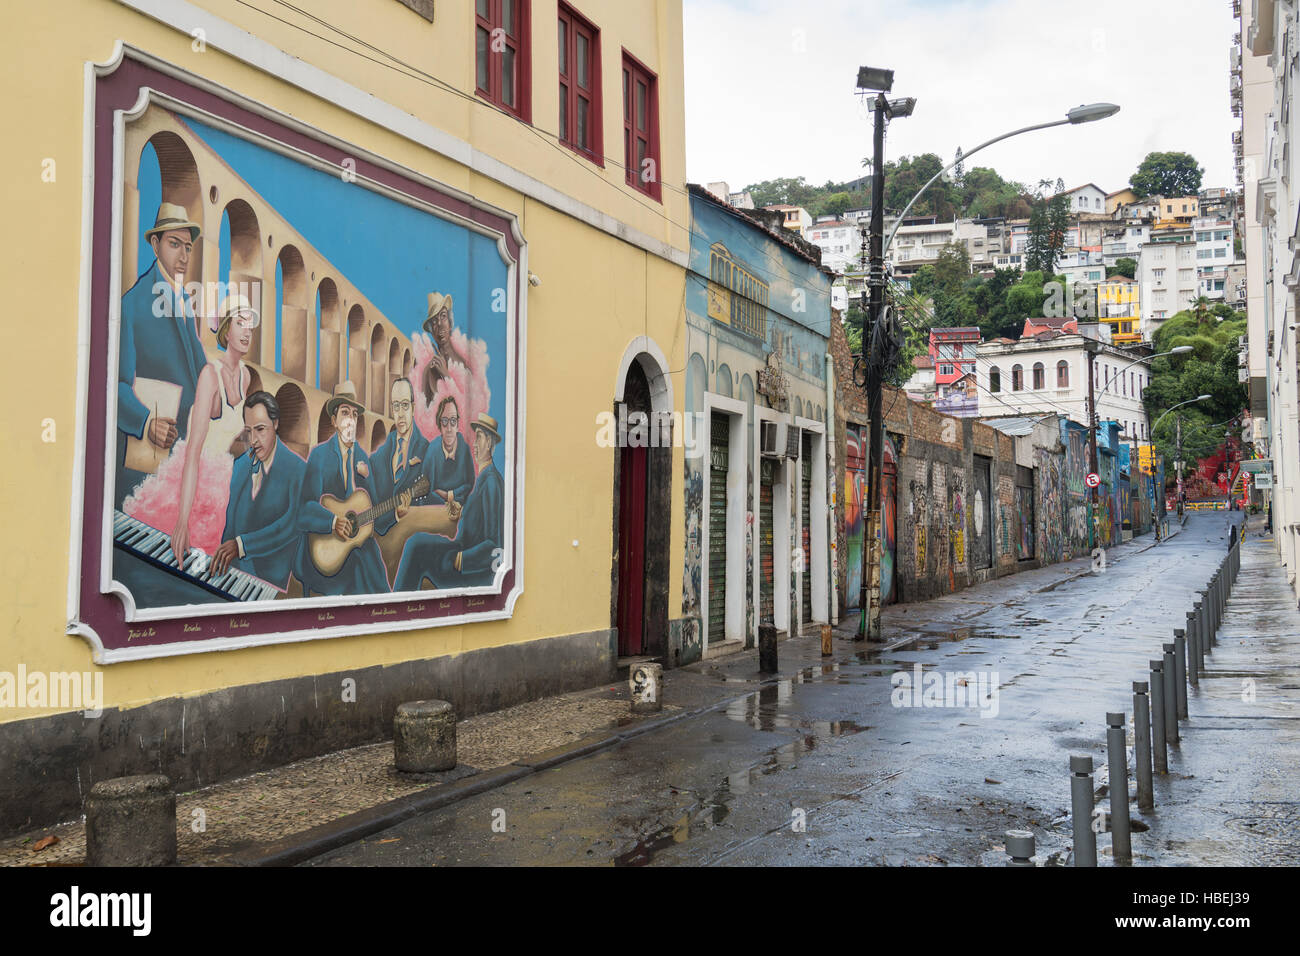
[806,219,862,274]
[1138,239,1198,335]
[1103,221,1151,267]
[976,333,1153,442]
[763,204,813,236]
[1062,183,1109,215]
[1193,215,1236,300]
[1239,0,1295,594]
[889,220,959,277]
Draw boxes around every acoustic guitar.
[308,476,434,577]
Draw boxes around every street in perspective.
[0,0,1294,933]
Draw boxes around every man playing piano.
[209,391,307,592]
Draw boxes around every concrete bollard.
[1106,713,1131,862]
[1132,683,1153,811]
[1181,626,1198,687]
[393,699,457,773]
[1005,829,1035,867]
[1071,755,1098,867]
[1186,611,1200,676]
[1162,645,1179,746]
[1150,660,1168,774]
[85,774,177,867]
[629,662,664,714]
[1174,633,1188,720]
[759,624,778,674]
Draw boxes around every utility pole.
[1087,346,1100,548]
[859,87,889,642]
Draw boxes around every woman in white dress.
[167,294,257,562]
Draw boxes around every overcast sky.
[683,0,1238,197]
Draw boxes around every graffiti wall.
[1036,448,1064,564]
[844,428,866,609]
[71,67,521,660]
[1063,424,1090,557]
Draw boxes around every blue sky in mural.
[136,114,509,431]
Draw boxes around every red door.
[616,444,648,656]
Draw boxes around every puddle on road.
[613,721,868,866]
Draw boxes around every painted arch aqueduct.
[119,102,415,459]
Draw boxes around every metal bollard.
[1150,659,1168,773]
[1181,625,1198,687]
[1106,712,1131,861]
[759,624,778,674]
[1174,633,1188,719]
[1186,610,1201,675]
[1071,755,1098,866]
[1005,830,1036,867]
[1132,683,1154,811]
[1162,644,1179,746]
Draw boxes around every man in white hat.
[116,201,208,505]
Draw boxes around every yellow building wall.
[0,0,686,721]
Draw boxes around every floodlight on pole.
[856,66,894,92]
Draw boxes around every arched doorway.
[611,338,673,662]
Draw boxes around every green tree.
[1130,151,1204,199]
[1108,257,1137,279]
[933,242,971,296]
[819,191,852,218]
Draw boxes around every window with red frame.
[622,52,661,200]
[475,0,530,121]
[558,4,601,162]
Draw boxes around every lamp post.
[853,93,1120,641]
[1152,395,1212,513]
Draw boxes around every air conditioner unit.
[760,421,782,458]
[786,425,802,459]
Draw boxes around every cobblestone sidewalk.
[3,684,668,866]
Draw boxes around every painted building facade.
[683,186,833,658]
[0,0,690,835]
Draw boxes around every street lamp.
[1152,394,1212,514]
[883,103,1121,255]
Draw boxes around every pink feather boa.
[411,328,492,450]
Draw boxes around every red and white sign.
[1085,473,1101,488]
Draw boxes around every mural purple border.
[74,54,522,657]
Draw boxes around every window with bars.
[475,0,530,121]
[558,3,601,162]
[622,51,661,201]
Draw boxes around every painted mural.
[1014,483,1035,560]
[72,64,521,658]
[1036,448,1064,564]
[844,429,866,609]
[881,435,898,605]
[1063,425,1090,556]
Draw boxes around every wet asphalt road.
[308,512,1300,866]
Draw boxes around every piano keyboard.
[113,510,280,603]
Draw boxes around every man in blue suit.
[116,202,209,506]
[422,395,476,513]
[295,381,391,596]
[370,378,430,536]
[209,391,307,593]
[395,413,505,591]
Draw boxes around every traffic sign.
[1085,473,1100,488]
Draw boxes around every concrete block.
[85,774,176,866]
[629,663,663,714]
[393,699,457,773]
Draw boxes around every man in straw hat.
[294,381,390,596]
[116,201,208,505]
[421,291,469,402]
[394,412,504,591]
